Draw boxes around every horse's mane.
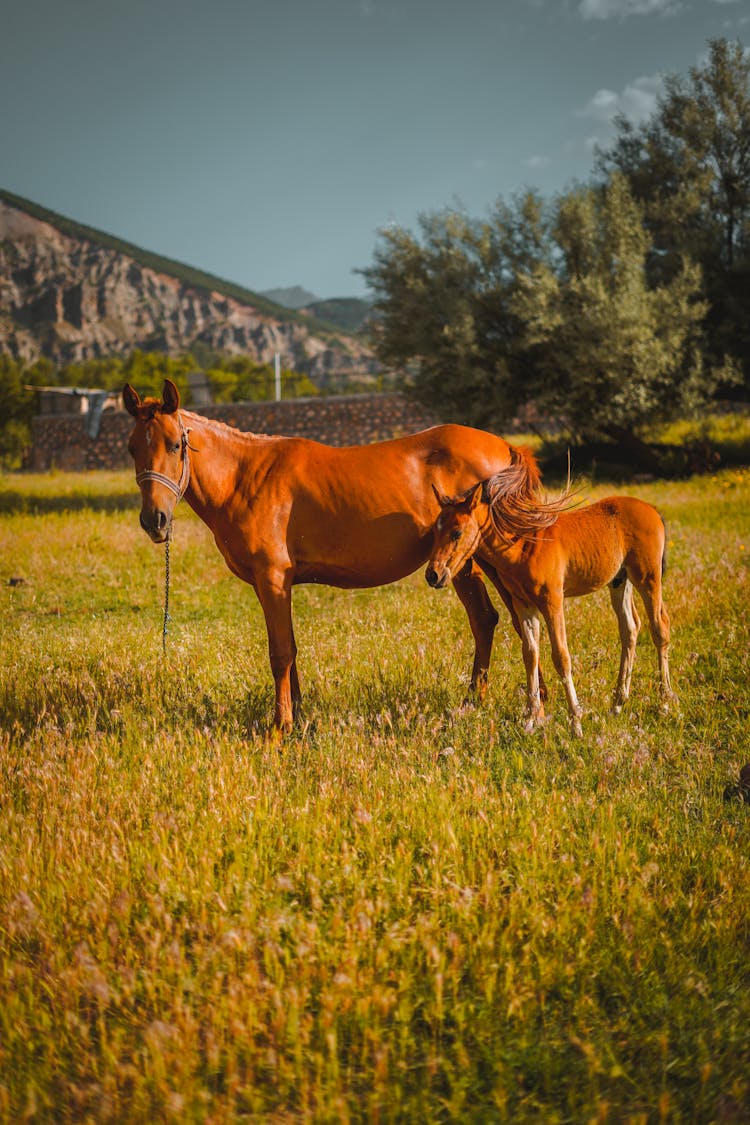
[180,410,279,443]
[479,445,576,540]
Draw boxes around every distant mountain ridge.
[0,189,379,378]
[261,286,374,333]
[260,285,321,309]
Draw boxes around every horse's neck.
[181,412,260,518]
[481,517,531,572]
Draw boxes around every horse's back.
[254,423,518,588]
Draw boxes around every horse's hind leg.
[632,567,676,709]
[609,573,640,714]
[452,559,499,702]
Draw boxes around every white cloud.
[524,155,552,170]
[577,73,662,125]
[574,73,662,153]
[579,0,680,18]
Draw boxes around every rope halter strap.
[135,413,192,502]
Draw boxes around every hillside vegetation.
[1,462,749,1122]
[0,188,347,338]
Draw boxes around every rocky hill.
[0,191,380,379]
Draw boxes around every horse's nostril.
[140,509,168,534]
[426,567,437,587]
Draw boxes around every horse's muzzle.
[425,565,449,589]
[140,507,171,543]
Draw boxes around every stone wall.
[29,393,442,472]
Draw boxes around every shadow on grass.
[536,414,750,484]
[0,492,140,515]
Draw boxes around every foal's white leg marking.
[610,577,640,714]
[637,580,677,710]
[545,600,583,737]
[519,605,544,732]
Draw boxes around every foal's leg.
[543,597,584,737]
[632,570,676,709]
[517,601,545,733]
[609,575,641,714]
[452,559,499,702]
[476,557,549,703]
[255,568,298,735]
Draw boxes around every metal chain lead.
[162,536,171,654]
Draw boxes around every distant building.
[29,386,121,438]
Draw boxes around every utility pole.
[274,353,281,401]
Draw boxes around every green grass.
[1,466,750,1122]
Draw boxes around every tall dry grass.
[1,465,749,1122]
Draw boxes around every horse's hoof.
[611,703,623,716]
[571,719,583,738]
[267,724,289,746]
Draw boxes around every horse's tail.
[660,514,667,577]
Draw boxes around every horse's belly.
[293,550,426,589]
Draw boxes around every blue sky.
[2,0,748,299]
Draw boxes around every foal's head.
[123,378,190,543]
[425,483,486,589]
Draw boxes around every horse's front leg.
[518,602,545,733]
[544,598,583,737]
[451,559,499,702]
[255,568,298,735]
[476,557,549,704]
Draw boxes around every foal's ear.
[122,383,141,417]
[161,379,181,414]
[432,483,453,508]
[467,482,483,511]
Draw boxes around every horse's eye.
[451,529,462,542]
[168,441,180,454]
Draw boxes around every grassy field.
[1,461,750,1123]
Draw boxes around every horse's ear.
[122,384,141,417]
[432,483,453,508]
[468,482,483,511]
[161,379,180,414]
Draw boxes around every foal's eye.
[451,529,462,542]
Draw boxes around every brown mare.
[426,470,675,736]
[123,380,546,734]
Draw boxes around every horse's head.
[425,482,486,589]
[123,378,191,543]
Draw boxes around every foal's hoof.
[523,713,546,735]
[571,718,584,738]
[659,690,678,715]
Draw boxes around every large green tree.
[597,37,750,383]
[513,175,722,467]
[364,178,723,464]
[362,193,550,429]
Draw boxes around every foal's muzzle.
[425,565,449,589]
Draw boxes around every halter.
[134,411,193,654]
[135,413,192,502]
